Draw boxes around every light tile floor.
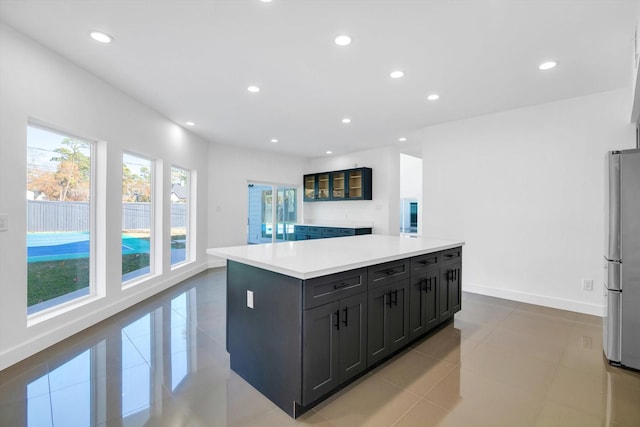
[1,268,639,426]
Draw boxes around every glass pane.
[26,125,92,314]
[348,171,362,198]
[171,167,189,266]
[122,153,152,282]
[332,172,346,198]
[275,186,297,242]
[317,174,330,200]
[247,184,273,244]
[304,175,315,199]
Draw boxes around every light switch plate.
[0,213,8,232]
[247,290,254,309]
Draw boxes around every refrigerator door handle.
[607,261,622,292]
[608,152,621,261]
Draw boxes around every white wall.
[416,89,635,315]
[0,24,210,370]
[303,146,400,235]
[207,143,307,254]
[400,153,423,234]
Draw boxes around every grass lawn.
[28,253,150,307]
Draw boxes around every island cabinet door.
[439,261,462,321]
[338,293,367,383]
[409,270,440,340]
[302,301,340,404]
[367,279,410,367]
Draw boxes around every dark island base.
[226,246,462,418]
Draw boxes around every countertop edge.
[207,239,464,280]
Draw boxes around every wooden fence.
[27,201,186,232]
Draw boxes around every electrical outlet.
[247,290,254,309]
[0,213,8,232]
[582,279,594,292]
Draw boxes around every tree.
[50,138,91,201]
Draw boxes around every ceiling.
[0,0,637,158]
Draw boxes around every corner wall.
[416,89,635,315]
[0,24,210,370]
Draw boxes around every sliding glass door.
[247,183,297,244]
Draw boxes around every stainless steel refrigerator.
[604,148,640,370]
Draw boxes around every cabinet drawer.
[410,253,439,271]
[304,268,367,309]
[321,227,339,238]
[336,228,356,237]
[440,247,462,264]
[368,260,409,288]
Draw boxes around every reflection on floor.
[1,268,639,426]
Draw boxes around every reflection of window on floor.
[121,314,151,423]
[122,153,153,283]
[170,166,190,267]
[28,349,92,427]
[171,292,188,390]
[26,124,95,315]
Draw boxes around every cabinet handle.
[392,290,398,306]
[343,307,348,327]
[334,310,340,330]
[333,282,350,290]
[426,278,432,292]
[384,269,397,276]
[419,259,436,265]
[386,292,393,307]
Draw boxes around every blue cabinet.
[304,167,372,201]
[294,225,371,241]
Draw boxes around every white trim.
[463,281,605,317]
[1,262,209,371]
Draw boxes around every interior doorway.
[399,153,422,235]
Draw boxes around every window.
[26,125,94,314]
[170,166,190,266]
[247,183,297,244]
[122,153,153,282]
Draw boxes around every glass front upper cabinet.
[304,175,316,199]
[348,170,363,199]
[332,172,346,199]
[303,167,372,201]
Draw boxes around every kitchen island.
[207,235,464,417]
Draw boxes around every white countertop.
[207,235,464,279]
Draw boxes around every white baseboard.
[463,282,605,317]
[207,255,226,269]
[0,262,209,371]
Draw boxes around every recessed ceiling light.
[538,61,557,70]
[247,85,260,93]
[326,150,333,155]
[90,31,112,44]
[260,0,273,2]
[185,121,195,126]
[342,118,351,124]
[390,70,404,79]
[398,137,407,142]
[270,138,278,143]
[427,94,440,101]
[334,35,352,46]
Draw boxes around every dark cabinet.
[302,278,367,405]
[294,225,371,241]
[303,167,372,201]
[409,269,439,340]
[439,261,461,322]
[367,279,410,367]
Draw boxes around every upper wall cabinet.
[304,167,372,201]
